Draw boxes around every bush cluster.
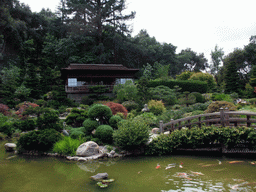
[146,126,256,155]
[15,102,39,119]
[17,129,62,153]
[205,101,237,113]
[113,119,150,151]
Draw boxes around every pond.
[1,141,256,192]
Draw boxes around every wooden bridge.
[159,108,256,133]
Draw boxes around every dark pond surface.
[1,141,256,192]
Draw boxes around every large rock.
[4,143,17,152]
[91,173,108,181]
[76,141,99,157]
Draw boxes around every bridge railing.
[159,108,256,133]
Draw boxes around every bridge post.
[225,107,229,127]
[220,108,225,127]
[159,120,163,133]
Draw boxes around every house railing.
[65,85,114,93]
[159,108,256,133]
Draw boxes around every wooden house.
[61,64,139,102]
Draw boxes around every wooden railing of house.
[65,85,114,93]
[159,108,256,133]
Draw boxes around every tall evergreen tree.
[224,58,240,94]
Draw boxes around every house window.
[68,78,77,87]
[115,78,133,84]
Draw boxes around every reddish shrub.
[104,102,128,118]
[15,102,39,119]
[0,104,10,116]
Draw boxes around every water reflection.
[76,159,117,172]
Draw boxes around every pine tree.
[224,60,240,93]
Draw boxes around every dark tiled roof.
[62,64,139,71]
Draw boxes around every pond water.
[1,141,256,192]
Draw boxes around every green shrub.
[53,137,81,156]
[88,104,112,124]
[18,119,36,131]
[70,127,85,139]
[190,92,204,103]
[178,92,196,107]
[83,119,99,135]
[113,119,150,151]
[113,80,138,102]
[17,129,62,153]
[109,115,123,129]
[205,101,237,113]
[149,85,177,105]
[211,93,233,102]
[65,108,88,127]
[121,101,139,111]
[0,121,15,137]
[188,72,216,92]
[145,126,256,155]
[147,100,166,115]
[95,125,114,144]
[81,95,94,105]
[37,110,62,131]
[133,112,158,126]
[145,134,173,156]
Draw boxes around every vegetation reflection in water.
[1,147,256,191]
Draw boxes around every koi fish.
[179,162,183,168]
[165,165,175,170]
[156,164,161,169]
[176,173,192,180]
[229,161,244,164]
[201,164,217,167]
[191,171,204,176]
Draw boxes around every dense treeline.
[1,0,256,107]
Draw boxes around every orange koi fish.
[229,161,244,164]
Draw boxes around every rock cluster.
[66,141,127,161]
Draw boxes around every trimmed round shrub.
[88,104,112,124]
[83,119,99,135]
[95,125,114,144]
[104,102,128,118]
[147,100,166,115]
[17,129,62,153]
[113,119,150,151]
[190,92,204,103]
[109,115,123,129]
[205,101,237,113]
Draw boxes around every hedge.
[147,79,207,93]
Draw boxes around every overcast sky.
[19,0,256,63]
